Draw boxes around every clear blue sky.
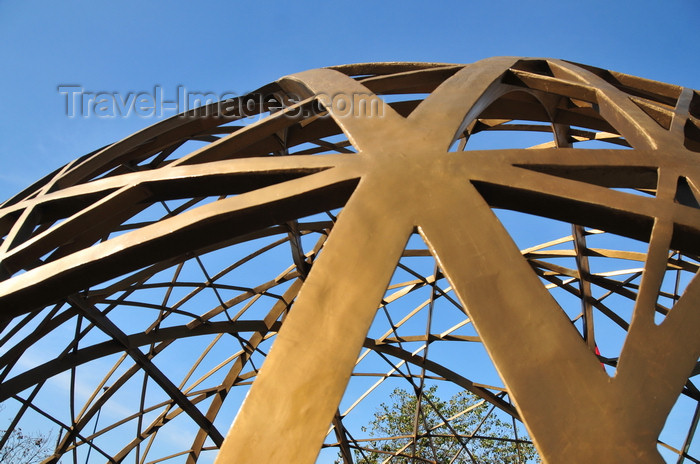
[0,0,698,201]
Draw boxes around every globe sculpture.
[1,57,699,463]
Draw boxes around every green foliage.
[346,386,539,464]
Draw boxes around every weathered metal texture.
[1,57,699,463]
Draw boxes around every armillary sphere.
[1,57,700,463]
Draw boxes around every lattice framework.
[1,57,700,463]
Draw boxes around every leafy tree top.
[341,386,539,464]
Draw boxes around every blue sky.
[0,0,698,201]
[1,2,700,462]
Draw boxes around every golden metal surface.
[1,58,699,463]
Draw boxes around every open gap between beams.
[653,248,696,326]
[561,61,682,108]
[357,64,462,92]
[496,72,637,137]
[492,207,662,378]
[96,209,334,333]
[327,231,526,463]
[454,120,555,152]
[630,97,673,130]
[676,177,700,209]
[453,89,556,152]
[685,119,700,152]
[0,316,287,461]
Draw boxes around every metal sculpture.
[1,57,699,463]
